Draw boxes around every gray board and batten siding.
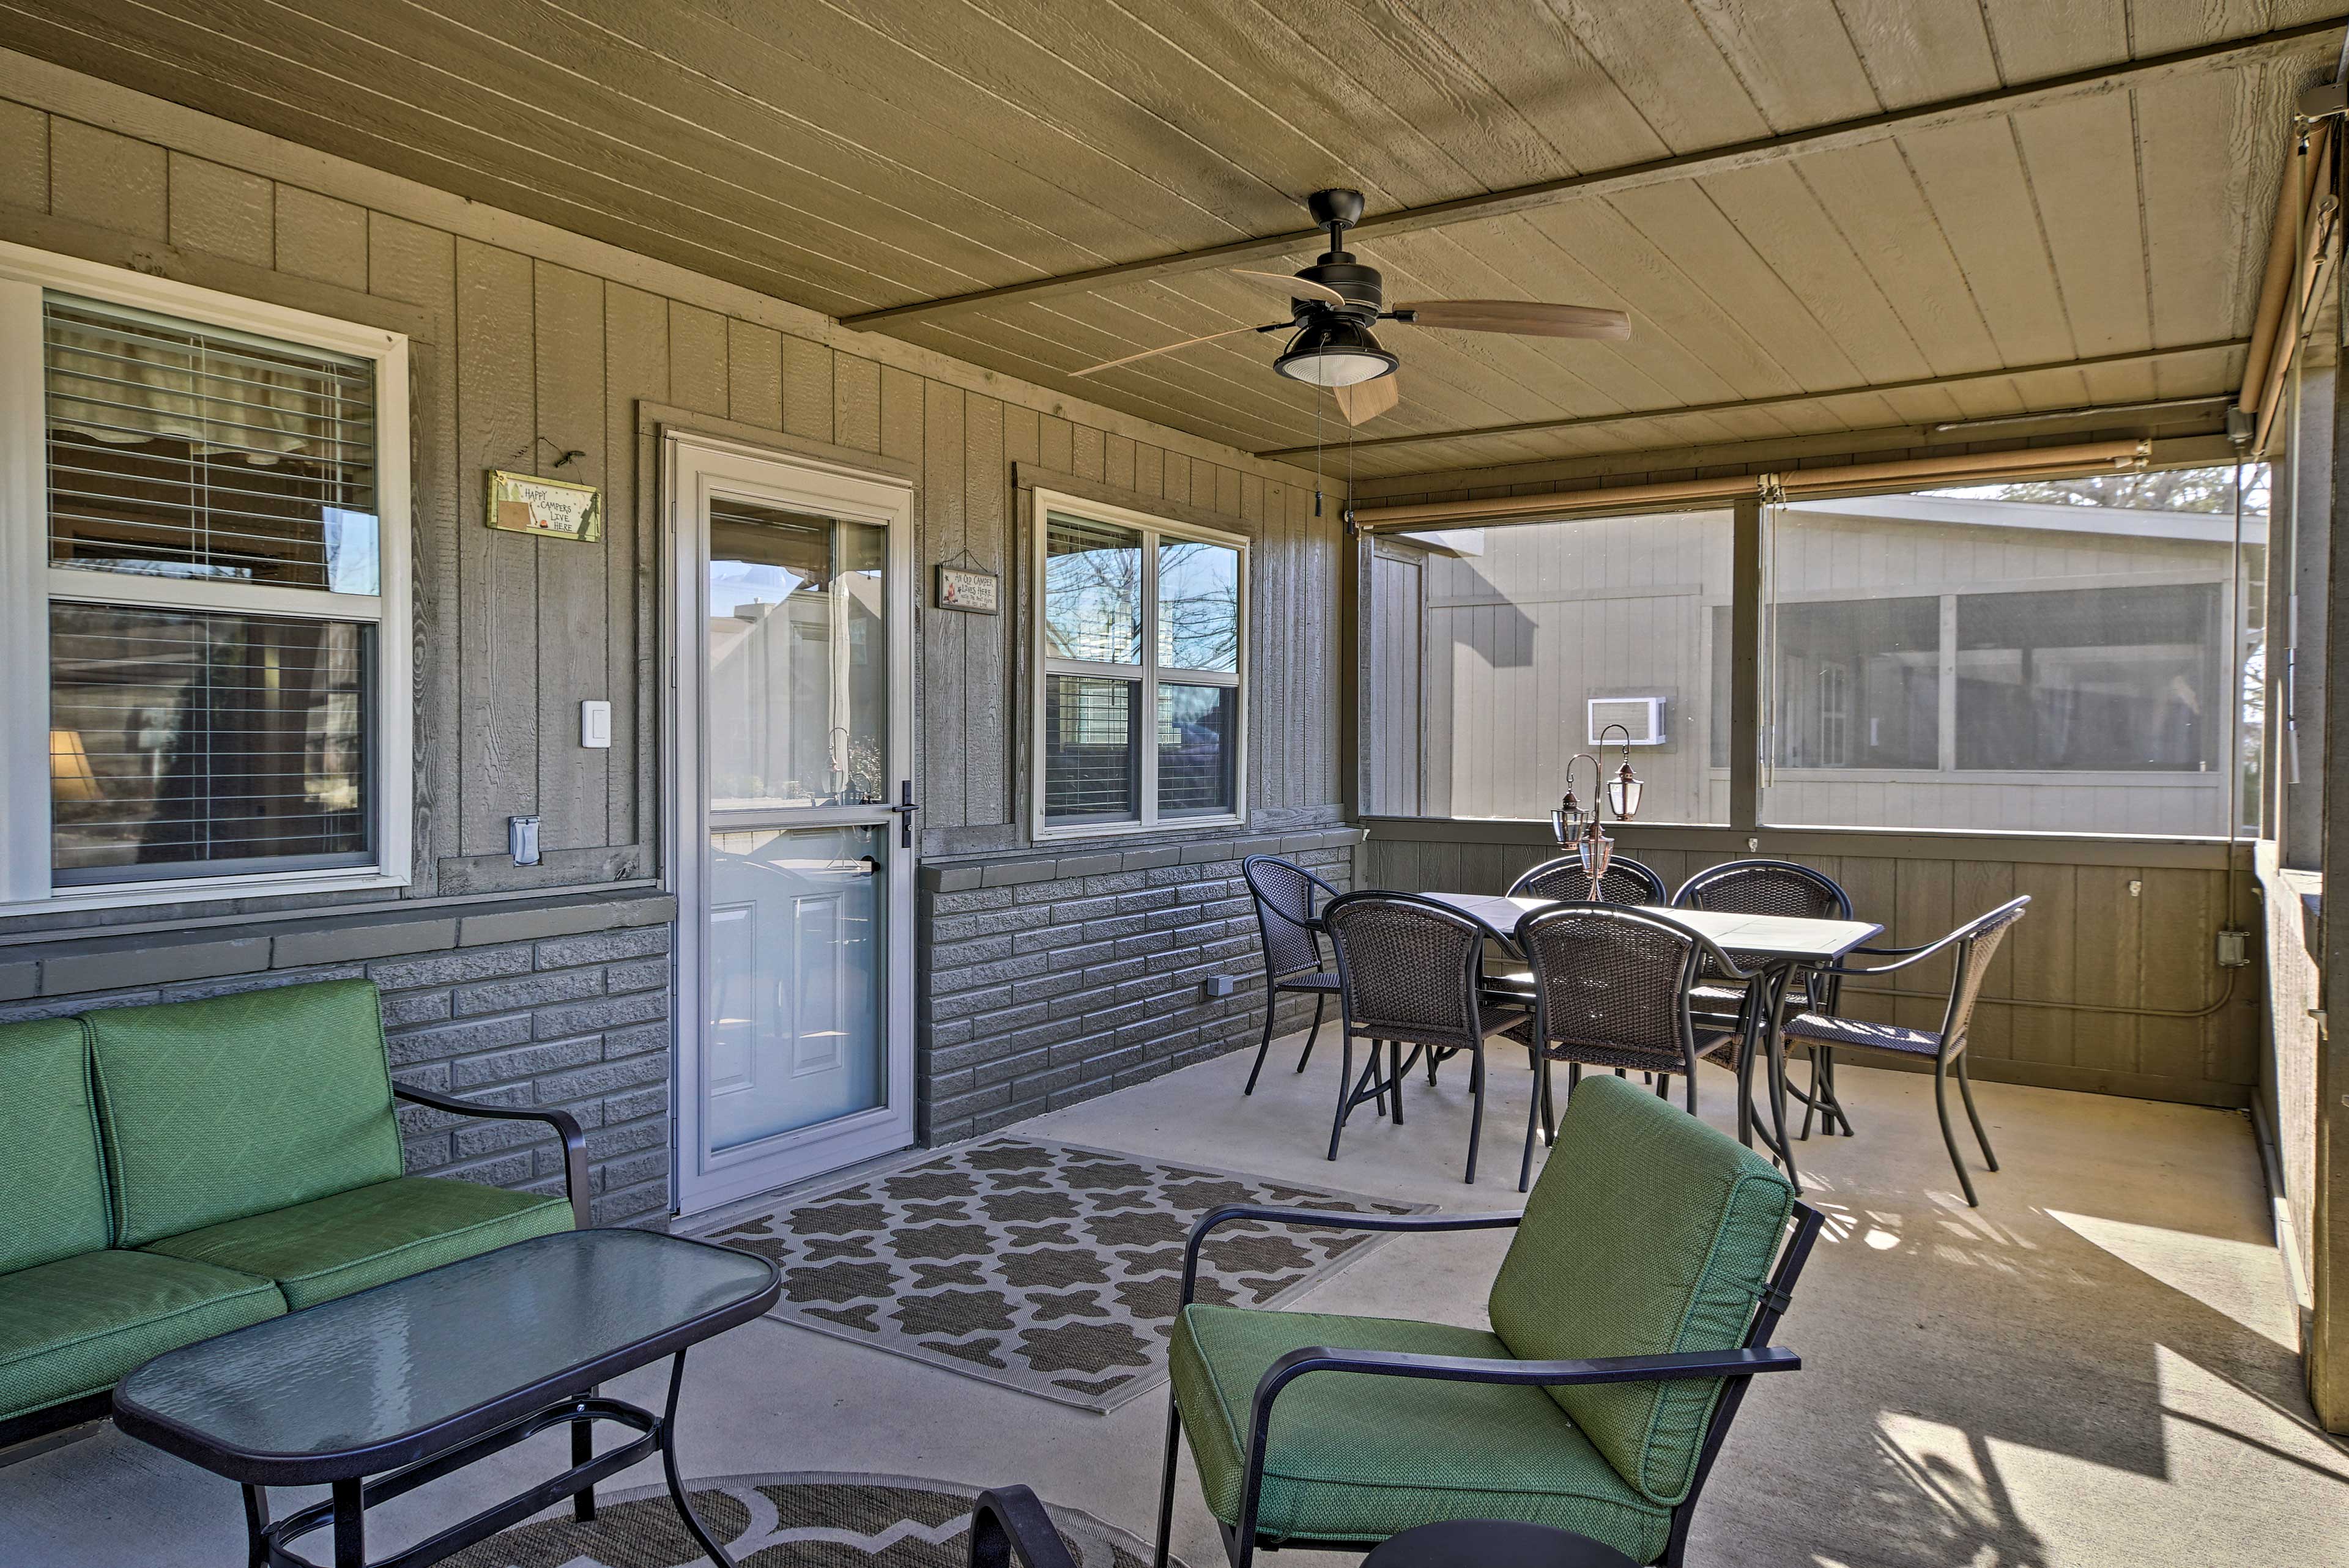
[0,63,1349,1222]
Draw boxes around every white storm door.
[668,433,916,1215]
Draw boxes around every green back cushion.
[89,979,405,1246]
[1487,1074,1794,1506]
[0,1018,111,1273]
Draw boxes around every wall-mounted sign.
[486,469,602,542]
[935,564,1001,614]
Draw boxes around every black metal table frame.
[113,1238,781,1568]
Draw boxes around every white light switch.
[581,700,612,749]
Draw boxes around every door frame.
[663,428,918,1215]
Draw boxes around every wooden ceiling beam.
[1252,340,2247,460]
[840,17,2347,332]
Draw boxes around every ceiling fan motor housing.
[1295,259,1384,321]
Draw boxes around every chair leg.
[1242,997,1278,1096]
[1151,1399,1182,1568]
[1934,1054,1980,1207]
[1956,1052,1998,1170]
[1798,1046,1820,1140]
[1654,1071,1670,1099]
[1540,1057,1557,1144]
[1389,1038,1406,1125]
[1520,1054,1546,1193]
[1465,1044,1486,1184]
[1327,1033,1354,1161]
[1293,994,1326,1074]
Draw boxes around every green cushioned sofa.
[0,978,587,1448]
[1156,1074,1824,1568]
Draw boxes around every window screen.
[50,603,372,883]
[1956,584,2221,771]
[1044,675,1140,823]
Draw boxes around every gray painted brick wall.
[918,829,1361,1144]
[0,892,677,1229]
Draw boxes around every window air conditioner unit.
[1588,697,1665,746]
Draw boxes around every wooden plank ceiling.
[3,1,2339,478]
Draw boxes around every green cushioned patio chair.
[0,978,590,1450]
[1154,1073,1821,1568]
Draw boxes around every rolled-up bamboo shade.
[1350,438,2151,531]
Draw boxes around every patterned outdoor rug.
[702,1137,1430,1412]
[441,1470,1170,1568]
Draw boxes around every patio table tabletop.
[113,1227,779,1567]
[1416,891,1881,963]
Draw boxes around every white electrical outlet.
[581,700,612,749]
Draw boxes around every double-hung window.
[0,243,410,909]
[1033,490,1245,838]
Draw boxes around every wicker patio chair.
[1502,904,1757,1191]
[1671,859,1856,1134]
[1319,892,1526,1183]
[1507,854,1669,906]
[1239,856,1342,1096]
[1782,896,2030,1206]
[1488,857,1671,1003]
[1154,1073,1822,1568]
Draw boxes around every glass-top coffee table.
[113,1228,781,1568]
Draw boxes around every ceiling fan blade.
[1072,324,1273,377]
[1332,374,1399,426]
[1230,268,1348,306]
[1397,299,1632,341]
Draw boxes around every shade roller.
[1350,439,2151,531]
[44,293,379,591]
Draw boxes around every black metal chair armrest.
[968,1485,1080,1568]
[1822,927,1971,976]
[395,1085,590,1230]
[1181,1205,1523,1306]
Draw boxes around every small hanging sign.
[935,563,1001,614]
[486,469,602,542]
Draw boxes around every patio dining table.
[1414,890,1882,1187]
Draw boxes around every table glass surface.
[114,1229,774,1460]
[1418,890,1880,961]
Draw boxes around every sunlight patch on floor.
[2046,1210,2298,1352]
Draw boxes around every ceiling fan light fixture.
[1273,318,1397,387]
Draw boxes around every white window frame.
[1031,489,1247,841]
[0,240,412,912]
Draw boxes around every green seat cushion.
[1169,1303,1670,1566]
[89,979,406,1246]
[1488,1073,1795,1507]
[0,1018,110,1274]
[0,1249,282,1422]
[141,1175,574,1310]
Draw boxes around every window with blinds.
[50,604,371,883]
[44,295,379,591]
[1036,495,1244,836]
[3,270,406,901]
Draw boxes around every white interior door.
[668,433,915,1215]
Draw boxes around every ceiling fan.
[1074,188,1631,426]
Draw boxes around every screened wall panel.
[1761,475,2263,835]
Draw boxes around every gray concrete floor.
[6,1038,2343,1566]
